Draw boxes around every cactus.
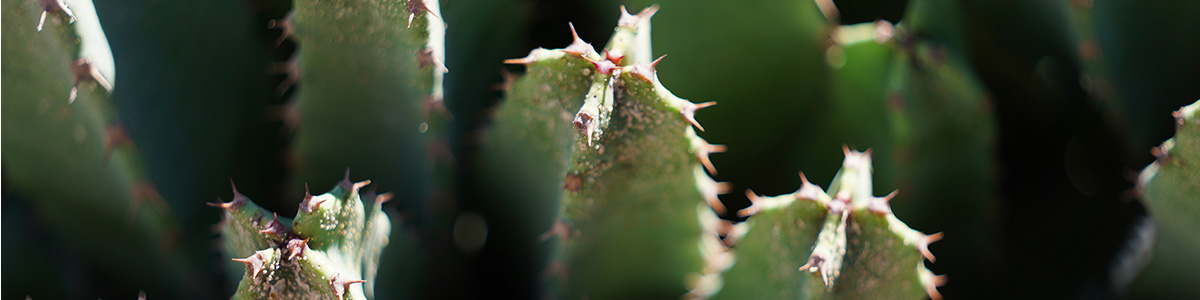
[1134,100,1200,297]
[485,6,730,298]
[285,0,446,201]
[212,174,392,300]
[1,0,193,295]
[717,147,943,299]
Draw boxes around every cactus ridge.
[721,147,944,300]
[215,173,391,300]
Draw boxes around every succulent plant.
[2,0,193,293]
[212,174,393,300]
[283,0,446,205]
[483,6,731,299]
[717,147,943,300]
[1134,100,1200,297]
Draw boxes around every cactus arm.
[716,149,943,300]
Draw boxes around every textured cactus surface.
[1,0,190,292]
[488,6,730,299]
[1134,100,1200,297]
[718,148,943,300]
[213,174,392,300]
[286,0,445,202]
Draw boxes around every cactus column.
[486,6,731,299]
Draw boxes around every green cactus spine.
[717,147,943,299]
[213,174,392,300]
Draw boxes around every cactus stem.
[616,5,658,29]
[374,192,393,204]
[267,14,293,47]
[680,101,716,132]
[329,273,367,300]
[37,0,76,32]
[801,208,850,289]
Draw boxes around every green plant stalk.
[716,148,944,300]
[288,0,444,204]
[216,175,392,300]
[2,0,189,293]
[1135,100,1200,297]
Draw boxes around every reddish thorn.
[338,168,354,191]
[376,192,394,204]
[697,143,727,175]
[736,190,760,218]
[563,23,595,56]
[267,14,293,46]
[539,220,571,242]
[568,23,583,44]
[882,190,898,202]
[260,213,286,236]
[919,232,944,262]
[588,57,619,76]
[682,101,716,131]
[352,179,371,193]
[650,54,667,67]
[604,50,625,65]
[925,275,947,300]
[231,257,251,265]
[287,238,309,260]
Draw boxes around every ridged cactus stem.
[214,173,392,300]
[491,5,731,299]
[717,147,944,300]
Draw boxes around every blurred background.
[4,0,1199,299]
